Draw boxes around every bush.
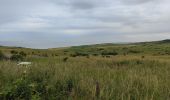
[63,57,69,62]
[0,51,5,60]
[70,52,89,57]
[11,50,18,54]
[92,54,99,56]
[76,52,89,56]
[128,50,140,54]
[19,51,27,57]
[10,54,24,61]
[101,51,118,56]
[2,78,32,100]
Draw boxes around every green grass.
[0,40,170,100]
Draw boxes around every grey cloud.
[50,0,113,10]
[0,0,49,24]
[120,0,157,5]
[70,1,95,9]
[0,0,170,48]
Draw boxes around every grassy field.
[0,40,170,100]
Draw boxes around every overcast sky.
[0,0,170,48]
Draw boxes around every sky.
[0,0,170,48]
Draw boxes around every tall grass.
[0,56,170,100]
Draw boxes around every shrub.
[11,50,18,54]
[128,50,140,54]
[0,51,5,60]
[141,56,145,59]
[70,52,89,57]
[19,51,27,57]
[63,57,69,62]
[97,48,104,51]
[2,78,31,100]
[76,52,89,56]
[101,51,118,56]
[10,54,24,61]
[92,54,99,56]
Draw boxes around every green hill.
[1,39,170,57]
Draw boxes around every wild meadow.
[0,40,170,100]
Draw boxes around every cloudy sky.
[0,0,170,48]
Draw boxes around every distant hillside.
[69,39,170,48]
[157,39,170,43]
[0,39,170,50]
[0,39,170,57]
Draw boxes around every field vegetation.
[0,40,170,100]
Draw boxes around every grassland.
[0,40,170,100]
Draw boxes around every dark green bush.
[101,51,118,56]
[11,50,18,54]
[2,78,31,100]
[1,70,76,100]
[76,52,89,56]
[19,51,27,57]
[0,51,5,60]
[92,54,99,56]
[10,54,24,61]
[70,54,77,57]
[70,52,89,57]
[63,57,69,62]
[128,50,140,54]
